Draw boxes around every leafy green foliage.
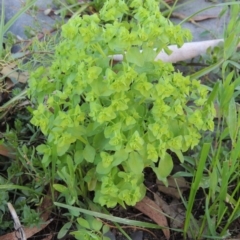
[29,0,215,208]
[0,117,47,233]
[21,205,42,228]
[72,215,110,240]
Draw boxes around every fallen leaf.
[171,12,217,22]
[154,194,185,229]
[154,194,203,238]
[37,190,53,222]
[1,63,29,83]
[0,219,53,240]
[135,196,170,239]
[0,144,16,159]
[192,15,217,22]
[157,176,190,199]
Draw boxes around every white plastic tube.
[111,39,224,63]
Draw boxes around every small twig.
[8,203,26,240]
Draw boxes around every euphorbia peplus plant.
[28,0,215,208]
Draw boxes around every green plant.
[72,215,110,240]
[173,3,240,238]
[55,201,164,239]
[28,0,215,208]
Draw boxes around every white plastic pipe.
[155,39,224,63]
[112,39,225,63]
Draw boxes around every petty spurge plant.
[28,0,215,208]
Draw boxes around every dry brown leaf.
[1,63,29,83]
[0,144,16,159]
[37,191,53,222]
[0,219,52,240]
[157,176,189,199]
[42,233,54,240]
[171,12,217,22]
[192,15,217,22]
[154,194,202,238]
[154,194,185,229]
[135,196,170,239]
[0,232,19,240]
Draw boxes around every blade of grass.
[54,202,164,229]
[3,0,38,34]
[167,0,179,19]
[205,195,217,237]
[183,143,211,238]
[0,184,43,194]
[112,222,131,240]
[190,59,224,80]
[72,4,91,18]
[227,97,237,143]
[161,0,194,18]
[0,0,5,57]
[220,183,240,235]
[216,160,230,223]
[102,207,131,240]
[0,89,27,119]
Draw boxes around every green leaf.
[57,143,70,156]
[184,143,210,235]
[190,59,224,80]
[36,144,49,154]
[171,149,184,163]
[102,225,110,234]
[84,168,98,191]
[206,81,219,105]
[126,151,144,174]
[154,152,173,179]
[77,217,90,229]
[93,132,108,150]
[96,162,112,174]
[224,33,239,60]
[141,47,158,62]
[90,218,103,231]
[53,184,68,193]
[227,97,237,143]
[113,149,128,166]
[74,150,83,165]
[42,154,51,168]
[57,222,72,239]
[67,126,88,144]
[83,144,96,163]
[54,202,164,229]
[209,168,218,199]
[0,0,5,57]
[125,47,144,66]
